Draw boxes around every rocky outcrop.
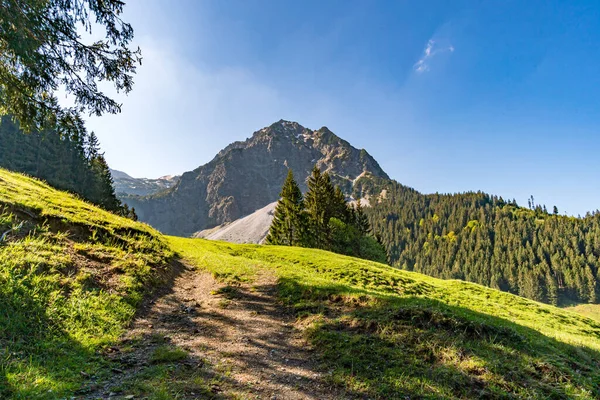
[123,120,388,236]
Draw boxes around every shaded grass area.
[297,284,600,398]
[101,335,219,400]
[151,346,188,364]
[0,169,173,398]
[116,362,216,400]
[170,237,600,399]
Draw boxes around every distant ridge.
[109,168,134,180]
[110,168,180,197]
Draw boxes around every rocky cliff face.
[124,120,388,236]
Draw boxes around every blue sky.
[86,0,600,215]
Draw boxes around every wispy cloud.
[414,39,454,73]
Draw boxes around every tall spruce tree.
[333,186,351,223]
[354,199,370,235]
[304,166,336,248]
[88,154,121,211]
[266,170,306,246]
[267,164,386,263]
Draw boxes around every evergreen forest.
[0,116,133,216]
[267,167,387,263]
[360,177,600,305]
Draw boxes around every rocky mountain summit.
[123,120,388,236]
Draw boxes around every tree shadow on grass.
[0,256,186,400]
[91,268,359,399]
[91,337,235,399]
[0,282,97,399]
[278,277,600,399]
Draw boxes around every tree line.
[0,116,135,217]
[361,178,600,305]
[267,167,386,263]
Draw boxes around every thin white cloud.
[414,39,454,73]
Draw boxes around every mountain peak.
[124,121,389,236]
[271,119,302,128]
[262,120,307,136]
[260,121,343,144]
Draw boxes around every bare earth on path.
[84,263,348,400]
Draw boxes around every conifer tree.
[354,199,370,235]
[304,166,337,248]
[333,186,351,223]
[0,0,141,135]
[266,170,306,246]
[0,115,131,217]
[88,155,120,211]
[267,164,385,262]
[86,132,101,160]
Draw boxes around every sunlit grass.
[0,169,173,399]
[0,168,155,234]
[565,303,600,322]
[170,236,600,399]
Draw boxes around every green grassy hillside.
[1,168,600,399]
[170,237,600,399]
[564,303,600,323]
[0,169,173,398]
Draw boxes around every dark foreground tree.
[0,0,141,134]
[266,170,307,246]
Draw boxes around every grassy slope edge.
[170,237,600,399]
[0,169,173,398]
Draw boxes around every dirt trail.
[85,264,346,399]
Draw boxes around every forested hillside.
[362,177,600,305]
[0,116,129,215]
